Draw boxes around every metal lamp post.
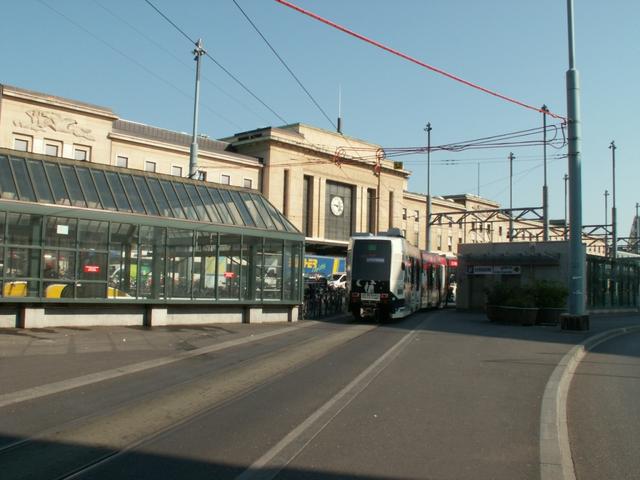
[424,123,432,251]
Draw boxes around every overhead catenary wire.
[231,0,337,130]
[144,0,288,124]
[274,0,567,121]
[37,0,241,129]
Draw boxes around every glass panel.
[263,239,283,300]
[260,195,293,232]
[120,175,146,214]
[105,172,132,212]
[138,226,165,299]
[147,178,172,217]
[27,160,54,203]
[185,184,211,222]
[44,217,77,249]
[174,183,199,221]
[193,232,217,298]
[217,189,244,225]
[0,155,18,200]
[3,279,39,298]
[199,186,227,224]
[251,194,279,230]
[44,249,75,281]
[108,223,138,298]
[78,220,108,250]
[5,247,41,279]
[160,181,187,219]
[283,241,296,301]
[166,228,193,298]
[76,167,102,209]
[78,251,107,282]
[239,192,268,228]
[228,190,255,226]
[11,157,36,201]
[133,176,159,216]
[91,170,117,211]
[60,165,86,207]
[241,236,262,300]
[44,163,71,206]
[218,234,241,300]
[0,212,4,243]
[7,213,42,246]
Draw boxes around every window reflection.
[193,232,217,299]
[138,226,165,299]
[263,240,283,300]
[218,234,241,300]
[166,228,193,299]
[241,236,262,300]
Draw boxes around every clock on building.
[330,196,344,216]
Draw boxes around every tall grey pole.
[189,39,206,179]
[636,202,639,254]
[424,122,432,251]
[509,152,514,241]
[609,141,617,259]
[542,105,549,241]
[604,190,609,256]
[563,173,569,238]
[566,0,586,318]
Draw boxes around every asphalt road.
[1,310,638,480]
[568,331,640,480]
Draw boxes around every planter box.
[486,305,538,326]
[537,307,566,325]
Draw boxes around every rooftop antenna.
[337,84,342,134]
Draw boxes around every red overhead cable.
[275,0,567,121]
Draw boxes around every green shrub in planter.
[532,281,568,308]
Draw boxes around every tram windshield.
[351,239,391,280]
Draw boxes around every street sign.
[467,265,521,275]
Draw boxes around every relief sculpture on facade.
[13,109,95,141]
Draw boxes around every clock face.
[330,196,344,216]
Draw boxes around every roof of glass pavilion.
[0,148,300,237]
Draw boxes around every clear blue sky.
[2,0,638,233]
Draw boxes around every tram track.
[0,320,377,480]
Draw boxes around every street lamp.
[424,123,432,251]
[563,173,569,238]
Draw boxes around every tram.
[347,229,448,321]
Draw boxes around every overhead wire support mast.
[275,0,566,121]
[189,39,206,179]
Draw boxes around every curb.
[539,324,640,480]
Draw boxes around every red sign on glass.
[224,272,236,279]
[83,265,101,273]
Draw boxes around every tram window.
[351,240,391,281]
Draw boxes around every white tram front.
[347,229,448,321]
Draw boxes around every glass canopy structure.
[0,148,303,305]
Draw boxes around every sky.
[1,0,638,234]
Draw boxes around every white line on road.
[0,322,317,409]
[235,313,436,480]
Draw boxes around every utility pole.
[604,190,609,256]
[424,122,432,251]
[609,140,617,259]
[542,105,550,241]
[189,38,206,179]
[565,0,587,320]
[636,202,639,254]
[563,173,569,238]
[509,152,514,242]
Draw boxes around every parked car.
[328,273,346,290]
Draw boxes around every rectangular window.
[171,165,183,177]
[14,137,30,152]
[283,170,289,217]
[244,178,253,189]
[388,191,394,229]
[45,142,60,157]
[145,161,156,173]
[116,156,128,168]
[220,174,231,185]
[414,210,420,221]
[302,176,312,237]
[499,226,503,237]
[367,188,376,233]
[402,208,407,220]
[197,170,207,181]
[73,145,90,161]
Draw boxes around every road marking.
[0,321,321,409]
[235,313,435,480]
[539,324,640,480]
